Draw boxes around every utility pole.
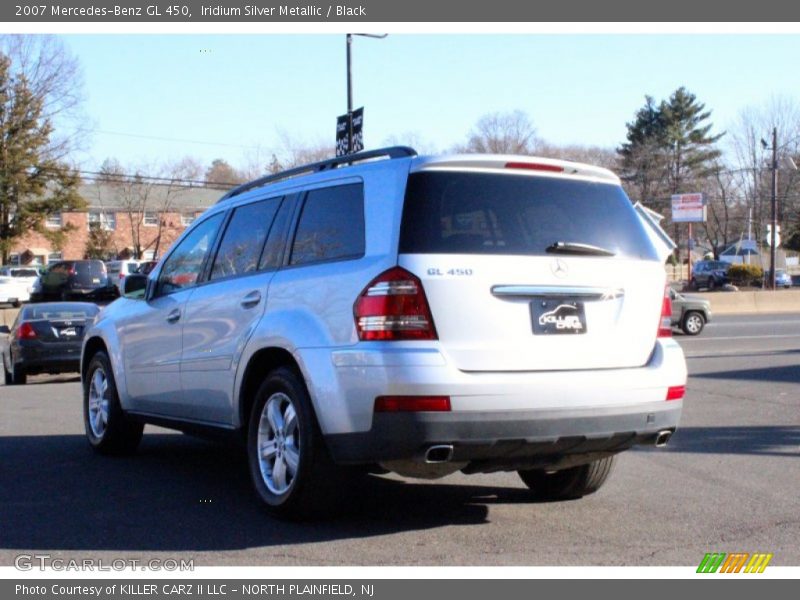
[769,127,777,290]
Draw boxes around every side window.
[157,213,223,296]
[259,197,293,270]
[210,197,282,281]
[290,183,365,266]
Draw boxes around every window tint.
[211,197,281,281]
[290,184,365,266]
[400,172,658,261]
[158,213,223,295]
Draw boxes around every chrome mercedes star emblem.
[551,258,568,278]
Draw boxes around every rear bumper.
[295,338,687,466]
[15,343,82,374]
[325,401,681,465]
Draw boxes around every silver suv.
[81,148,687,518]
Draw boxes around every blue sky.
[62,34,800,172]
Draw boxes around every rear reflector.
[505,161,564,173]
[666,385,685,401]
[354,267,437,341]
[658,284,672,338]
[375,396,451,413]
[17,322,37,340]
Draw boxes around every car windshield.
[24,304,100,320]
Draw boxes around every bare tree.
[458,110,539,155]
[0,35,87,159]
[382,131,439,155]
[727,96,800,248]
[536,142,619,171]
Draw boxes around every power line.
[94,129,265,151]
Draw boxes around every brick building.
[8,183,221,266]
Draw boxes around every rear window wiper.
[545,241,616,257]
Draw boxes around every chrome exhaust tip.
[655,430,673,448]
[425,444,454,464]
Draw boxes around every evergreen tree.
[618,88,723,211]
[660,87,724,195]
[0,52,83,264]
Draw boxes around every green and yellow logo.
[697,552,773,573]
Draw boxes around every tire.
[707,277,716,291]
[518,456,616,501]
[83,351,143,455]
[681,311,705,336]
[246,367,354,519]
[8,354,26,385]
[12,300,20,308]
[3,355,12,386]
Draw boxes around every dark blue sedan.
[1,302,99,385]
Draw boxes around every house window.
[9,254,21,266]
[47,252,63,264]
[88,211,116,231]
[144,211,159,227]
[181,213,196,227]
[45,212,63,228]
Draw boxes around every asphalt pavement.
[0,314,798,566]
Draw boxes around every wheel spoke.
[272,456,287,490]
[267,399,284,434]
[92,370,105,399]
[260,440,278,459]
[282,404,297,437]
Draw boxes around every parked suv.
[690,260,730,290]
[31,260,119,303]
[81,148,686,518]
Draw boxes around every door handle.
[240,291,262,309]
[166,309,181,323]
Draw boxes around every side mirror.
[0,325,10,335]
[123,274,148,299]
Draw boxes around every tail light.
[658,284,672,338]
[666,385,685,401]
[375,396,451,412]
[17,322,37,340]
[354,267,437,341]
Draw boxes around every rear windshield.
[10,269,39,277]
[72,261,108,285]
[24,304,99,320]
[399,172,658,261]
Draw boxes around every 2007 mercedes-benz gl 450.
[81,147,686,518]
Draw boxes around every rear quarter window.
[290,183,365,266]
[400,172,658,261]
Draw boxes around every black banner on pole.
[336,107,364,157]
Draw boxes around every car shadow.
[0,433,542,554]
[691,365,800,383]
[634,426,800,458]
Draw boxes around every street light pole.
[344,33,387,155]
[770,126,778,290]
[346,34,354,155]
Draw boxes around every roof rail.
[217,146,418,203]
